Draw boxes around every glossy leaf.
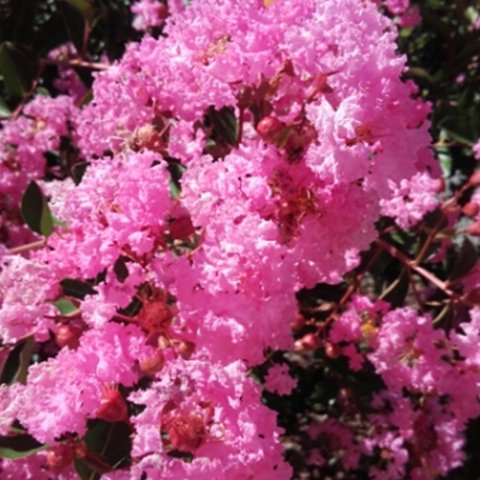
[84,420,132,469]
[54,298,78,315]
[380,268,409,308]
[113,256,129,283]
[0,43,31,98]
[60,0,95,22]
[20,181,54,237]
[449,237,477,281]
[60,278,97,300]
[0,337,34,385]
[0,96,10,118]
[0,434,45,459]
[71,162,89,185]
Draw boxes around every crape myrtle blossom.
[0,95,79,247]
[131,0,169,31]
[0,0,446,478]
[323,297,480,479]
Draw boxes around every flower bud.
[256,116,285,142]
[175,339,196,360]
[56,324,82,349]
[468,170,480,187]
[140,349,165,375]
[96,388,128,423]
[462,202,479,218]
[432,177,445,193]
[324,341,341,359]
[169,216,195,241]
[162,412,207,453]
[46,444,74,472]
[466,221,480,237]
[157,3,169,20]
[294,333,319,351]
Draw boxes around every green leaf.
[449,237,477,281]
[71,162,89,185]
[469,102,480,139]
[58,2,89,54]
[53,298,78,315]
[60,0,95,22]
[433,303,454,328]
[60,278,97,300]
[84,420,132,470]
[440,117,475,146]
[20,181,54,237]
[205,106,238,147]
[1,337,34,385]
[0,97,11,119]
[74,458,100,480]
[113,256,129,283]
[0,434,46,459]
[13,337,34,384]
[380,268,409,308]
[0,43,31,98]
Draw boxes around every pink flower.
[264,364,297,395]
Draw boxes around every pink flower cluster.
[0,95,78,247]
[0,0,444,478]
[320,296,480,479]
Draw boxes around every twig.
[9,239,47,254]
[376,238,460,300]
[41,58,109,71]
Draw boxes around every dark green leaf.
[449,238,477,281]
[0,43,32,98]
[20,181,54,237]
[205,106,238,147]
[84,420,131,469]
[440,116,475,146]
[469,102,480,139]
[13,337,34,384]
[58,2,88,54]
[71,162,89,185]
[433,303,454,328]
[380,268,409,308]
[0,97,10,118]
[113,256,129,283]
[60,278,97,299]
[74,458,100,480]
[0,434,45,459]
[60,0,95,22]
[1,337,33,385]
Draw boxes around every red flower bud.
[468,170,480,187]
[137,292,173,335]
[462,202,479,218]
[325,341,341,358]
[140,349,165,375]
[96,388,128,423]
[174,339,196,360]
[56,324,82,349]
[157,3,169,20]
[294,333,319,351]
[169,216,195,241]
[162,411,207,453]
[432,177,445,193]
[466,221,480,237]
[46,444,74,472]
[256,116,285,141]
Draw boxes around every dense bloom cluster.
[1,0,469,479]
[318,297,480,479]
[0,95,78,247]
